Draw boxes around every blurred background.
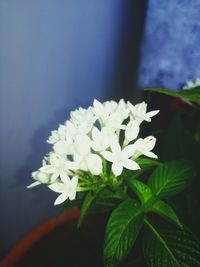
[1,0,200,261]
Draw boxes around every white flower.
[125,120,140,142]
[39,153,72,180]
[57,124,68,141]
[27,171,51,188]
[86,154,103,175]
[71,107,96,127]
[128,101,159,124]
[116,99,130,121]
[73,153,89,171]
[33,171,50,183]
[101,142,140,176]
[103,112,125,132]
[133,136,157,159]
[53,140,73,155]
[92,99,117,125]
[48,175,78,205]
[47,130,59,144]
[91,127,117,152]
[29,98,160,203]
[73,134,91,156]
[93,99,117,116]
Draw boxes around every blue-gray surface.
[0,0,143,258]
[138,0,200,91]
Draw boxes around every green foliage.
[148,160,194,198]
[104,199,144,267]
[65,110,198,267]
[126,179,153,204]
[78,188,104,227]
[123,157,160,180]
[143,219,200,267]
[146,87,200,103]
[151,200,182,228]
[135,157,161,169]
[126,175,182,228]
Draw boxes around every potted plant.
[25,87,200,267]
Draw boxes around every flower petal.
[27,181,41,188]
[39,165,55,174]
[123,159,140,170]
[48,182,64,193]
[87,154,102,175]
[122,144,136,158]
[60,172,70,184]
[143,151,158,159]
[112,162,123,176]
[101,151,114,162]
[54,193,69,205]
[125,121,140,141]
[92,126,100,141]
[111,142,121,153]
[146,110,160,118]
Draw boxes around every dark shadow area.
[108,0,148,102]
[14,213,146,267]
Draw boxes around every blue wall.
[138,0,200,91]
[0,0,145,257]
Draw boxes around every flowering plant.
[28,97,200,267]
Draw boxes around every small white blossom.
[86,154,103,175]
[53,140,73,155]
[74,134,91,156]
[128,101,159,124]
[71,107,96,127]
[27,171,51,188]
[91,127,117,152]
[49,175,78,205]
[39,153,72,180]
[133,136,157,159]
[47,130,59,144]
[103,112,125,132]
[125,120,140,142]
[101,142,140,176]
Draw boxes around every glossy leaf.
[78,188,103,227]
[124,157,161,180]
[148,161,194,198]
[146,87,200,103]
[143,219,200,267]
[104,199,144,267]
[126,179,153,204]
[151,200,182,228]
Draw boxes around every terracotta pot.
[0,209,107,267]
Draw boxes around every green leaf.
[148,160,194,198]
[143,219,200,267]
[146,87,200,103]
[126,179,153,204]
[123,157,161,180]
[78,188,103,227]
[146,88,180,98]
[104,198,144,267]
[180,87,200,103]
[151,200,182,228]
[136,157,161,169]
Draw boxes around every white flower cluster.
[28,99,159,205]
